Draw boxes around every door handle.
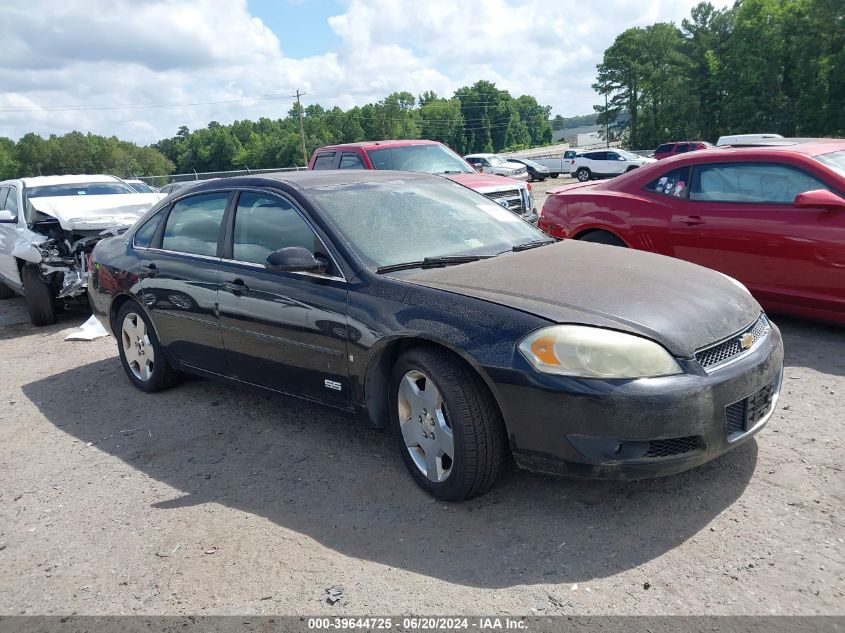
[680,215,705,226]
[223,278,249,296]
[140,263,159,277]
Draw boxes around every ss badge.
[324,379,342,392]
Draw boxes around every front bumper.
[490,323,784,479]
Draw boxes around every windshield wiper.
[376,254,493,274]
[511,239,555,252]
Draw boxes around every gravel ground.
[0,272,843,616]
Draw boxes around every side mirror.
[265,246,327,274]
[0,210,15,223]
[794,189,845,211]
[475,164,484,172]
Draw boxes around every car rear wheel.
[390,347,506,501]
[550,173,559,178]
[579,230,627,247]
[576,168,591,182]
[0,281,15,299]
[117,301,180,392]
[21,264,57,326]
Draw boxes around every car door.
[217,190,350,406]
[140,191,230,373]
[603,151,627,175]
[0,185,23,287]
[668,160,840,308]
[581,151,605,175]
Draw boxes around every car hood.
[29,193,165,231]
[401,240,761,358]
[446,173,527,192]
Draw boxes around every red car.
[307,140,537,223]
[539,141,845,325]
[653,141,714,160]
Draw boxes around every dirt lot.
[0,282,843,616]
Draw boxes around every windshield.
[815,150,845,178]
[616,149,640,160]
[27,182,136,198]
[309,178,545,269]
[488,156,509,166]
[128,182,154,194]
[367,144,474,174]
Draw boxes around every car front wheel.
[117,301,180,392]
[21,265,57,326]
[390,347,506,501]
[576,168,591,182]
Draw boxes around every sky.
[0,0,720,145]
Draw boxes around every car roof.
[464,153,495,158]
[181,169,438,192]
[315,139,443,152]
[19,174,122,187]
[691,139,845,158]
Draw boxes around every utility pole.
[605,92,609,148]
[294,89,308,167]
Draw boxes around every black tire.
[116,301,180,392]
[550,173,559,178]
[21,265,57,326]
[579,230,627,247]
[0,281,15,299]
[576,167,591,182]
[389,347,506,501]
[625,165,638,172]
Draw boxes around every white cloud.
[0,0,714,146]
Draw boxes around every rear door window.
[676,144,690,153]
[339,152,365,169]
[646,167,691,198]
[312,153,336,170]
[161,193,229,256]
[689,163,829,204]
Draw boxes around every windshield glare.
[310,179,545,268]
[27,182,136,198]
[367,144,474,174]
[815,150,845,178]
[617,149,640,160]
[488,156,508,166]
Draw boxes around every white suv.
[463,154,529,180]
[569,149,655,182]
[0,175,163,325]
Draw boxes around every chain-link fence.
[137,166,306,189]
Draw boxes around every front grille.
[725,378,778,437]
[483,188,526,214]
[644,436,701,458]
[695,315,771,371]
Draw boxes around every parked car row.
[10,136,838,502]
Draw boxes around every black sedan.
[506,157,550,182]
[89,171,783,500]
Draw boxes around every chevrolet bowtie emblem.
[740,333,754,350]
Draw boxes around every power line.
[0,94,297,114]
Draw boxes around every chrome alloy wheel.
[121,312,155,381]
[397,370,454,483]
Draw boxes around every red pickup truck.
[308,140,537,223]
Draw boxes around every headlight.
[518,325,682,378]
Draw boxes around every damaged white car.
[0,175,164,325]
